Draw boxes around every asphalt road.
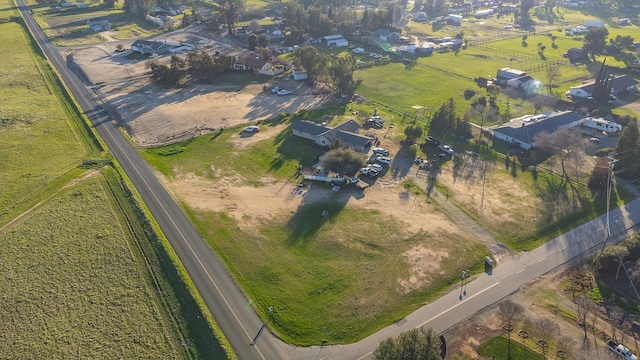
[16,5,640,359]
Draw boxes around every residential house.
[567,74,638,99]
[323,34,348,48]
[372,29,400,43]
[291,120,373,152]
[131,39,173,55]
[234,57,285,76]
[87,17,110,32]
[564,48,588,62]
[492,111,587,149]
[412,12,429,23]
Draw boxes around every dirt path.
[0,170,101,233]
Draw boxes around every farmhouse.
[492,111,587,150]
[372,29,400,42]
[233,57,285,76]
[323,34,348,48]
[495,67,537,91]
[291,120,373,152]
[87,17,110,32]
[131,40,173,55]
[567,75,638,99]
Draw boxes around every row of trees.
[149,52,236,87]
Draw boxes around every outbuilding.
[323,35,348,48]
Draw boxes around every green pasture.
[0,19,92,226]
[0,0,16,18]
[29,3,159,45]
[0,175,186,358]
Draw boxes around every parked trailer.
[582,117,623,133]
[606,339,638,360]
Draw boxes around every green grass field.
[0,15,94,226]
[0,174,187,358]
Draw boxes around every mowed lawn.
[0,175,185,358]
[0,16,89,225]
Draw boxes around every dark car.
[425,136,440,146]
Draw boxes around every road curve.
[14,3,291,359]
[16,4,640,360]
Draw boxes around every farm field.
[0,174,186,358]
[0,3,231,358]
[0,7,93,226]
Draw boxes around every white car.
[277,89,292,96]
[243,125,259,133]
[369,116,384,124]
[372,147,390,156]
[375,156,392,165]
[271,86,280,93]
[439,144,455,155]
[368,164,383,172]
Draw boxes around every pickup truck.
[606,340,639,360]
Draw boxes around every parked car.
[425,136,440,146]
[277,89,292,96]
[360,167,379,177]
[243,125,259,133]
[369,116,385,124]
[587,137,600,144]
[372,147,390,156]
[368,164,383,172]
[438,144,455,155]
[271,86,280,93]
[375,156,392,165]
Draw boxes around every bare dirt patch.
[68,29,338,147]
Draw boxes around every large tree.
[292,46,327,80]
[583,27,609,60]
[614,117,640,179]
[124,0,154,16]
[372,328,441,360]
[533,127,585,184]
[329,55,358,96]
[218,0,246,35]
[518,0,537,19]
[498,299,524,360]
[322,148,365,175]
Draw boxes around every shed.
[447,14,463,23]
[292,69,308,81]
[323,35,348,47]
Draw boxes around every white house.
[447,14,463,24]
[323,34,348,48]
[87,17,110,32]
[492,111,587,149]
[567,75,639,99]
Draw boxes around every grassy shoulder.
[478,336,544,360]
[0,172,186,358]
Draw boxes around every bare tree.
[545,63,561,95]
[533,127,586,185]
[558,335,575,358]
[535,317,558,358]
[498,298,525,359]
[575,295,592,349]
[608,306,625,342]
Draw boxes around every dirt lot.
[68,29,336,146]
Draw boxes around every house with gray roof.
[291,120,373,152]
[492,111,587,149]
[131,40,173,55]
[567,74,638,99]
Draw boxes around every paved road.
[17,5,640,359]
